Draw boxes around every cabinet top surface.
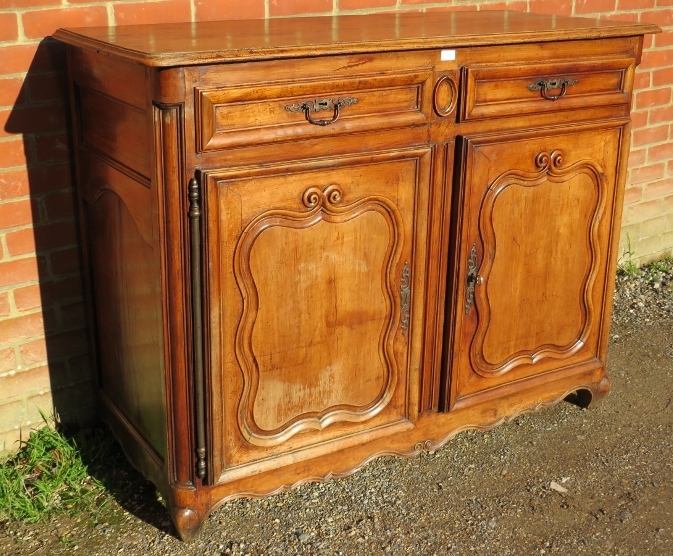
[53,11,659,67]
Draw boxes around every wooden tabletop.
[53,11,660,67]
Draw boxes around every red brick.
[0,348,17,373]
[653,67,673,86]
[655,30,673,48]
[0,139,28,170]
[0,429,26,453]
[669,160,673,176]
[26,72,67,103]
[0,366,51,400]
[631,162,666,184]
[624,186,643,205]
[0,169,30,200]
[0,257,44,287]
[6,219,78,256]
[36,381,95,423]
[640,9,673,25]
[1,0,61,7]
[195,0,265,20]
[20,329,88,366]
[114,0,191,25]
[269,0,332,16]
[626,198,662,222]
[643,178,673,199]
[659,0,673,5]
[43,190,76,221]
[34,133,70,164]
[665,193,673,211]
[642,34,654,50]
[650,104,673,124]
[529,0,573,16]
[576,0,616,14]
[0,41,67,75]
[60,302,86,330]
[618,0,655,8]
[635,87,671,109]
[49,246,81,276]
[0,311,53,343]
[624,185,643,204]
[13,284,41,311]
[599,12,639,22]
[340,0,396,9]
[0,103,68,138]
[0,163,72,201]
[425,5,478,11]
[402,0,449,4]
[0,400,25,431]
[0,78,25,107]
[0,45,37,75]
[634,69,651,89]
[0,291,9,317]
[0,198,36,230]
[18,338,47,366]
[24,392,54,424]
[0,13,19,42]
[640,48,673,69]
[633,124,670,146]
[39,274,84,305]
[648,142,673,162]
[631,109,648,129]
[479,2,528,10]
[22,7,108,40]
[629,148,646,167]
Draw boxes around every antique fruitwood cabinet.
[54,11,658,540]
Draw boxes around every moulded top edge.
[52,11,661,68]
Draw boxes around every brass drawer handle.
[285,96,358,126]
[400,261,411,336]
[465,243,479,314]
[527,77,578,101]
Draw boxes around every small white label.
[440,49,456,61]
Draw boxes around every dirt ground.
[1,316,672,555]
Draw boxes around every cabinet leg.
[168,502,209,542]
[565,375,611,409]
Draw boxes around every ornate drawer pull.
[465,243,479,314]
[285,96,358,126]
[400,261,411,336]
[527,77,578,101]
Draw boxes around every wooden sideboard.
[54,11,659,540]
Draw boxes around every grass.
[0,412,115,524]
[617,233,639,276]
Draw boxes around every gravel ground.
[1,261,672,556]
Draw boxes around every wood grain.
[53,11,658,67]
[56,11,658,540]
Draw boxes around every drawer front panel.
[460,58,634,121]
[197,72,432,151]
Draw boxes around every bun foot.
[170,506,206,542]
[565,376,611,409]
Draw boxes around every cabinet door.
[204,148,431,482]
[445,125,625,409]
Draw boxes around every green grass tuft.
[0,412,113,523]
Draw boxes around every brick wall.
[0,0,671,451]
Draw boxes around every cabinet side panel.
[79,150,166,462]
[70,49,167,463]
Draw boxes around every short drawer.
[197,71,433,152]
[459,57,635,121]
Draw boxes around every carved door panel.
[203,148,431,482]
[445,125,625,410]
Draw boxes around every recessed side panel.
[80,150,166,462]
